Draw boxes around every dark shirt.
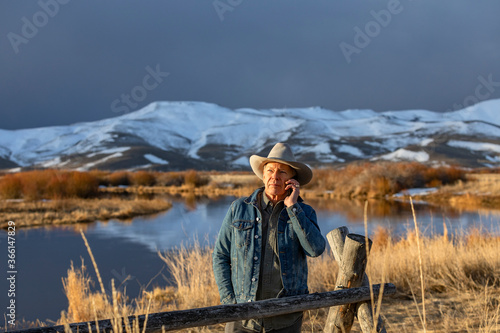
[242,190,302,331]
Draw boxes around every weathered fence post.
[324,227,387,333]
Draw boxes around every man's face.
[263,162,296,199]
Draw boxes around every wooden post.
[324,227,387,333]
[327,228,387,333]
[13,284,396,333]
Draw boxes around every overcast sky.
[1,0,500,129]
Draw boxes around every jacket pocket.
[232,219,254,248]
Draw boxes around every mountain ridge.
[1,99,500,171]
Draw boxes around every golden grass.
[158,240,221,311]
[0,197,172,229]
[52,225,500,333]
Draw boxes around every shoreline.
[0,197,172,229]
[2,175,499,230]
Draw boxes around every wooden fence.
[11,227,395,333]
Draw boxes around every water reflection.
[112,194,500,252]
[0,194,498,324]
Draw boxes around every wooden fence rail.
[13,284,396,333]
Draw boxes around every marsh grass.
[54,223,500,332]
[0,197,172,229]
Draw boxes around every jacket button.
[256,217,260,221]
[251,278,256,282]
[254,235,259,239]
[254,256,258,260]
[292,208,297,213]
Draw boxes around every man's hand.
[284,179,300,207]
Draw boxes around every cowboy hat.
[249,142,313,185]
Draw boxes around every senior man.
[213,142,326,333]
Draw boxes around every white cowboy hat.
[249,142,313,185]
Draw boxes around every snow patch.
[87,147,130,158]
[144,154,169,165]
[337,144,364,158]
[447,140,500,154]
[77,152,124,171]
[393,187,438,197]
[376,149,429,162]
[419,138,434,146]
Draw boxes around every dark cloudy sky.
[1,0,500,129]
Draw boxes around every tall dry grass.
[58,226,500,332]
[60,238,221,333]
[158,240,221,310]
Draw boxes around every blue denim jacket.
[212,188,326,305]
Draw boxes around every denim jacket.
[212,188,326,305]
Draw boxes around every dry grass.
[158,240,221,311]
[0,197,172,229]
[52,225,500,332]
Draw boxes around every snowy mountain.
[1,99,500,171]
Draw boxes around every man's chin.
[265,188,285,197]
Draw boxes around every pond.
[0,195,499,325]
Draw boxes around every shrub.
[156,172,184,186]
[184,169,208,188]
[21,170,51,200]
[46,170,70,199]
[66,171,99,198]
[130,170,156,186]
[0,174,23,199]
[107,171,130,186]
[0,170,100,200]
[309,162,466,198]
[88,170,110,186]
